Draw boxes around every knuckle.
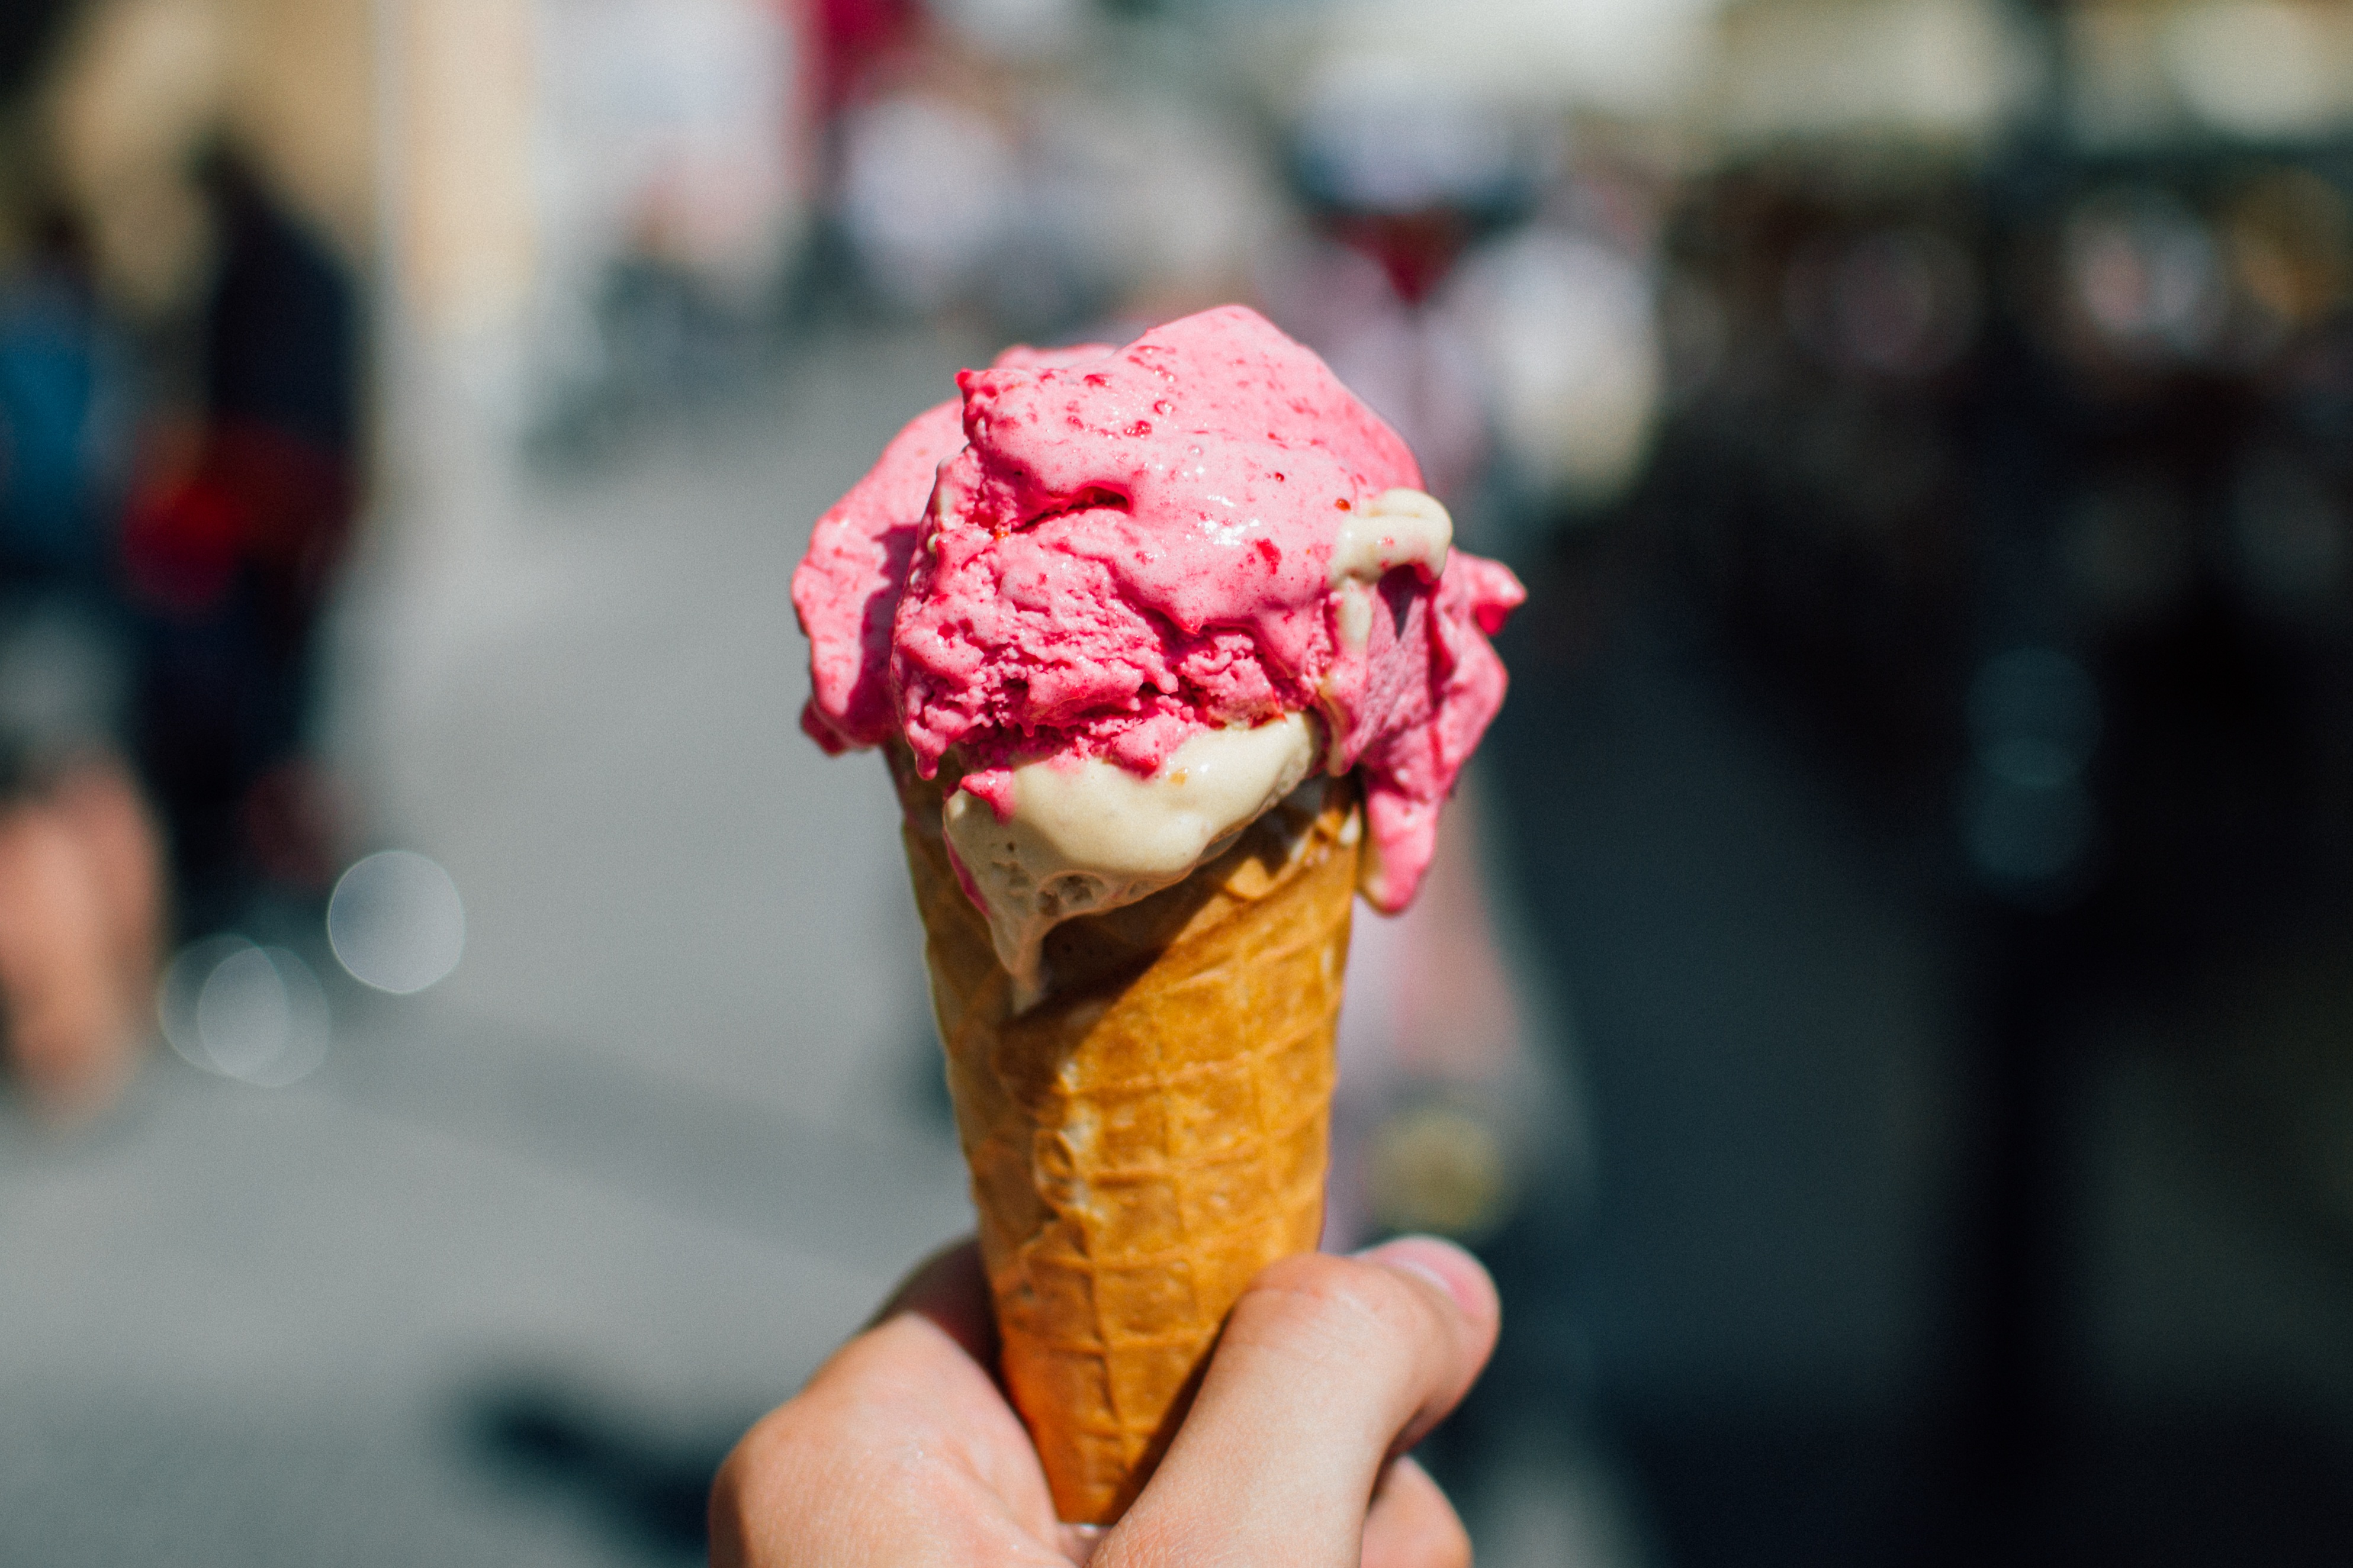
[1233,1252,1439,1365]
[708,1393,871,1562]
[705,1431,773,1565]
[724,1397,830,1497]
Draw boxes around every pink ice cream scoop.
[793,305,1521,922]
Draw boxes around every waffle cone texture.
[892,754,1361,1524]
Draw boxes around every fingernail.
[1353,1237,1483,1318]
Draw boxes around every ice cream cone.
[796,309,1521,1522]
[892,751,1361,1524]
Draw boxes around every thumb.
[1094,1238,1498,1567]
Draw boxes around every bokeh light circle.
[159,937,332,1087]
[327,851,466,994]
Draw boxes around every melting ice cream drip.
[941,713,1320,1009]
[1330,488,1452,651]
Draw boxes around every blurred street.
[0,328,982,1564]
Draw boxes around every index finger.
[1092,1237,1499,1567]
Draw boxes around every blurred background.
[2,0,2352,1561]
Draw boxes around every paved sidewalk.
[0,1019,969,1565]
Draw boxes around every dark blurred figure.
[120,147,358,935]
[0,215,119,591]
[0,207,165,1120]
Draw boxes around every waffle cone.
[892,753,1360,1524]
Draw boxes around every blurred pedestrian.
[0,210,162,1119]
[120,146,358,932]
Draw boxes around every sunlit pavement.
[0,1030,959,1563]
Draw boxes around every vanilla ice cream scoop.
[942,713,1320,1005]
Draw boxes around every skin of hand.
[711,1234,1500,1567]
